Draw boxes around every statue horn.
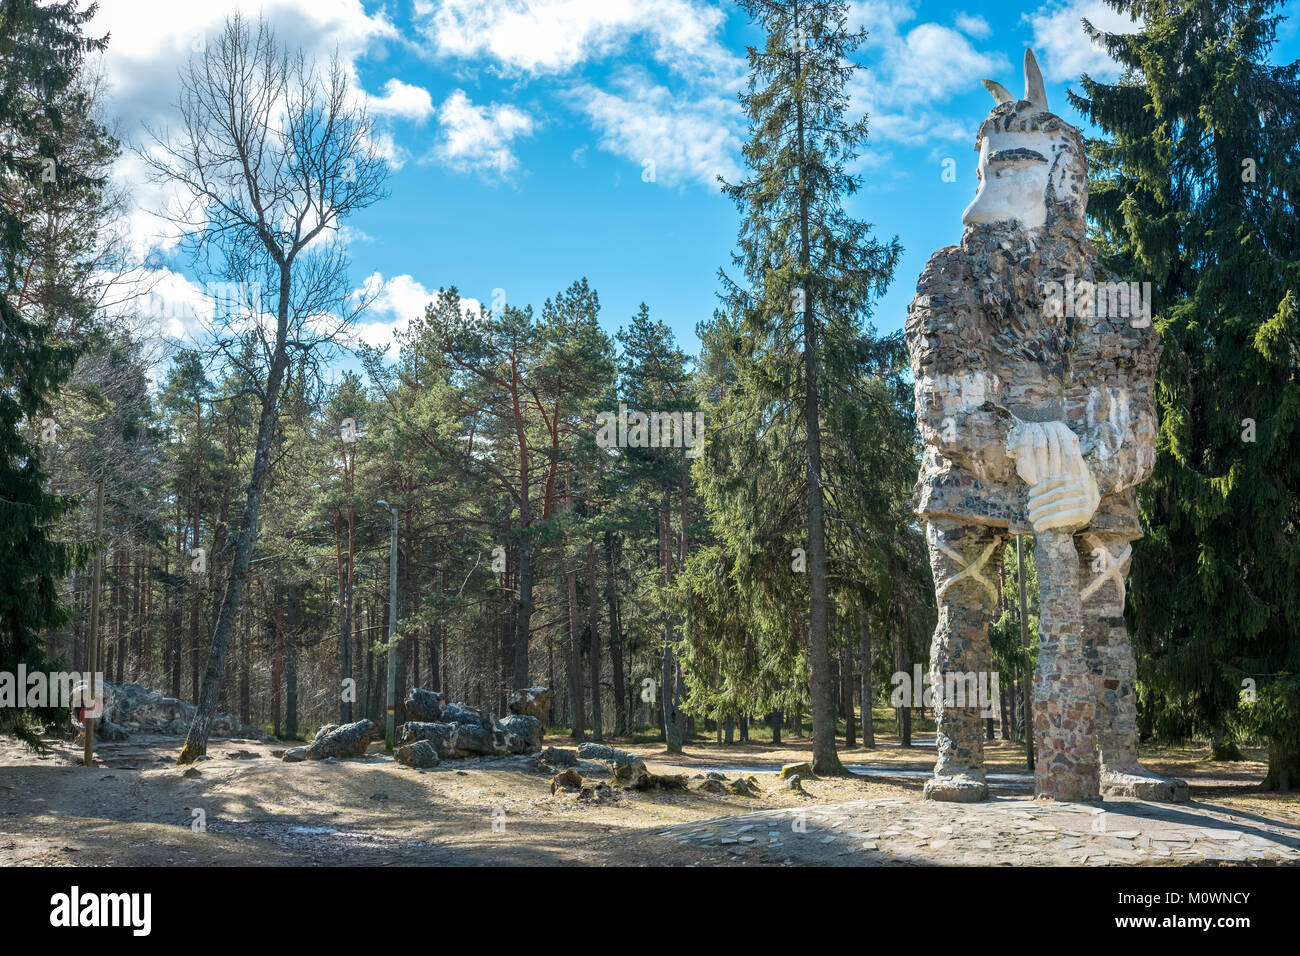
[982,79,1014,105]
[1024,49,1047,108]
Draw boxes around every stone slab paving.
[656,796,1300,865]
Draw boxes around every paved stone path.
[656,796,1300,865]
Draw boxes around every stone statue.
[905,50,1187,803]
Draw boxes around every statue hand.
[1006,420,1100,532]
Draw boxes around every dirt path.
[2,733,1295,867]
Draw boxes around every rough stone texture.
[922,519,997,804]
[282,747,308,762]
[538,746,577,767]
[450,722,495,757]
[440,702,491,731]
[779,762,812,780]
[404,688,443,723]
[550,768,583,794]
[97,681,272,741]
[907,51,1177,804]
[1033,529,1099,801]
[304,719,376,760]
[656,796,1300,866]
[509,687,553,725]
[398,721,457,758]
[498,714,543,751]
[577,743,642,767]
[394,739,441,769]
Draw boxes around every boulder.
[498,714,543,751]
[608,759,689,792]
[282,747,308,762]
[779,762,813,780]
[785,774,804,792]
[314,725,338,742]
[398,721,457,758]
[611,759,650,788]
[550,768,584,794]
[450,722,495,757]
[404,688,443,723]
[89,717,130,742]
[494,727,530,755]
[728,776,764,797]
[577,742,642,768]
[538,746,577,767]
[441,702,491,730]
[305,719,376,760]
[695,777,729,795]
[509,687,553,724]
[96,681,273,741]
[395,740,441,769]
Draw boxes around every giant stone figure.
[906,50,1188,803]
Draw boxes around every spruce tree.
[1073,0,1300,787]
[0,0,109,744]
[712,0,899,773]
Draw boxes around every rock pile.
[282,719,378,762]
[80,681,272,742]
[391,688,545,769]
[546,741,689,798]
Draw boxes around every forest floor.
[2,730,1298,866]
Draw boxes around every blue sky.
[98,0,1300,362]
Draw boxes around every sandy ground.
[1,731,1297,866]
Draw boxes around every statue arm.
[1082,388,1157,495]
[907,253,1013,480]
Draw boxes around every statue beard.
[958,219,1096,366]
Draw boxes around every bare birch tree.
[140,13,387,762]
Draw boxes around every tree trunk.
[587,540,602,741]
[565,560,584,739]
[605,534,627,737]
[859,610,874,748]
[660,506,684,753]
[178,266,292,763]
[842,647,856,748]
[1263,734,1300,792]
[793,30,842,775]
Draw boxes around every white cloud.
[369,78,436,122]
[844,1,1009,148]
[955,14,992,39]
[412,0,734,78]
[90,0,402,257]
[1027,0,1141,82]
[428,90,535,179]
[572,71,742,188]
[351,272,484,354]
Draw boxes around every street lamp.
[378,499,398,751]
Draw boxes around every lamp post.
[378,499,398,751]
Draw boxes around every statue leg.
[1034,529,1099,801]
[1077,532,1189,803]
[923,518,1000,803]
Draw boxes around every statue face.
[962,125,1061,232]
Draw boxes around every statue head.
[962,50,1087,233]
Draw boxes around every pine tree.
[1072,0,1300,787]
[712,0,899,773]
